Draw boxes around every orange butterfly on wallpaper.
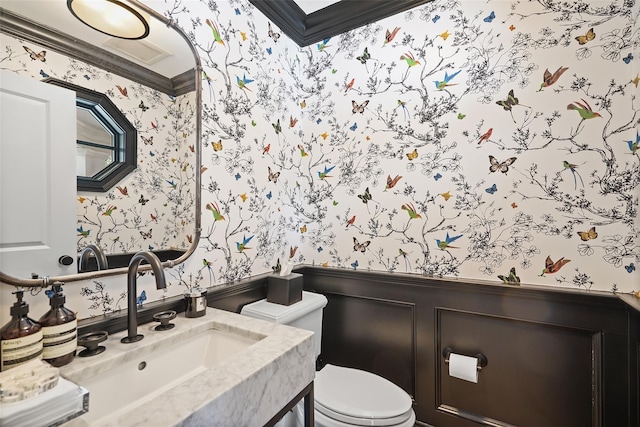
[575,28,595,45]
[406,149,418,160]
[116,186,128,196]
[577,227,597,241]
[212,140,223,151]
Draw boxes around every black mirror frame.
[43,78,137,192]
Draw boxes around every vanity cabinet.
[297,266,637,427]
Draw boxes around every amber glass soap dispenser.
[39,282,77,367]
[0,290,43,371]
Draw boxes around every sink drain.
[138,361,147,371]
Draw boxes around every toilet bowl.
[240,291,416,427]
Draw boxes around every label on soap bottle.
[42,320,77,359]
[0,331,43,371]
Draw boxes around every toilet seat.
[313,364,415,426]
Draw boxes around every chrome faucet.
[121,251,167,344]
[78,244,109,272]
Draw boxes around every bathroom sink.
[60,308,315,427]
[76,328,260,424]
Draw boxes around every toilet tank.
[240,291,328,358]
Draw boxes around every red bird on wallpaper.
[540,256,571,276]
[538,66,569,91]
[477,128,493,145]
[383,27,400,46]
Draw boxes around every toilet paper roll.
[448,353,479,383]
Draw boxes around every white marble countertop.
[61,308,315,427]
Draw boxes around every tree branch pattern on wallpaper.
[0,39,197,258]
[2,0,637,319]
[158,0,638,296]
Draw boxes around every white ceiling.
[0,0,195,78]
[294,0,340,14]
[1,0,344,76]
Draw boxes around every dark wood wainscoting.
[76,267,638,426]
[297,266,638,427]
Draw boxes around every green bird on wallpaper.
[436,232,462,250]
[102,205,117,216]
[401,202,421,219]
[562,160,584,189]
[77,225,90,238]
[400,52,420,67]
[237,73,253,91]
[236,234,253,252]
[566,99,601,119]
[434,70,461,90]
[317,37,331,51]
[318,165,336,179]
[206,202,225,221]
[205,19,224,46]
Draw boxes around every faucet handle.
[152,310,177,331]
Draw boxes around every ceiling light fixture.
[67,0,150,40]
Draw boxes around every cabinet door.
[0,70,77,279]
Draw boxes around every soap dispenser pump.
[38,282,77,367]
[0,290,43,371]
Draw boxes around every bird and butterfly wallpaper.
[0,0,638,318]
[0,34,197,260]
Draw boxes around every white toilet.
[241,291,416,427]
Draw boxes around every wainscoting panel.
[299,266,636,427]
[320,292,416,397]
[436,308,596,426]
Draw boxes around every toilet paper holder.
[443,347,488,371]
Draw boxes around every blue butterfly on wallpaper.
[622,53,633,64]
[136,290,147,306]
[235,172,241,180]
[266,191,272,199]
[432,15,440,23]
[434,173,442,181]
[316,118,322,124]
[317,247,323,253]
[84,74,90,80]
[625,263,636,273]
[266,47,272,55]
[149,151,155,156]
[235,8,241,15]
[484,11,495,23]
[351,260,359,270]
[39,69,49,78]
[350,122,358,131]
[148,245,154,251]
[485,183,497,194]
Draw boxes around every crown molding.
[249,0,432,46]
